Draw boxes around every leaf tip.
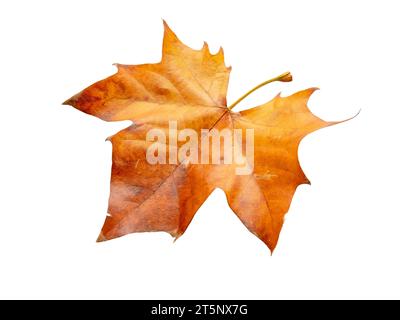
[345,108,362,122]
[162,19,175,37]
[303,87,320,97]
[328,108,361,127]
[291,87,320,104]
[162,19,181,53]
[202,41,211,56]
[173,234,182,243]
[162,18,169,29]
[268,243,277,255]
[96,232,107,242]
[112,62,124,70]
[261,235,279,254]
[62,94,78,107]
[303,177,311,185]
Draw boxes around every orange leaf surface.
[64,21,345,252]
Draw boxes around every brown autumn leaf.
[64,21,347,252]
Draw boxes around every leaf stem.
[228,71,292,110]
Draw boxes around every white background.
[1,0,399,299]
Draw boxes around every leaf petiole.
[228,71,292,110]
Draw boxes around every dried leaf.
[64,21,349,252]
